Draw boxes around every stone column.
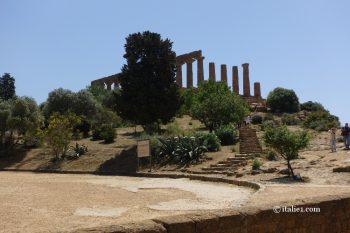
[197,56,204,84]
[176,63,183,87]
[186,61,194,88]
[232,66,239,95]
[113,81,119,89]
[221,64,227,84]
[254,82,261,98]
[209,62,216,81]
[106,80,113,91]
[242,63,250,97]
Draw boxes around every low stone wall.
[136,172,261,190]
[74,195,350,233]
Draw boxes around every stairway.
[239,127,262,154]
[198,154,252,175]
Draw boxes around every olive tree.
[264,125,309,179]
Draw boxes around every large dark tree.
[0,73,16,100]
[117,31,180,130]
[266,87,300,113]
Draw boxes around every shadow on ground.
[96,146,138,174]
[0,148,29,169]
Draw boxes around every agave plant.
[158,136,207,164]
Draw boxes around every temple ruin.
[91,50,266,110]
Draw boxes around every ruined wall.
[75,194,350,233]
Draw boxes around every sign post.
[137,140,151,171]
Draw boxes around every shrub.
[100,125,116,143]
[300,101,325,112]
[302,111,340,131]
[252,159,262,170]
[164,122,184,137]
[266,150,277,161]
[215,125,237,145]
[158,136,207,164]
[74,118,91,138]
[261,120,276,131]
[266,87,300,113]
[281,113,300,125]
[263,113,274,122]
[196,133,221,152]
[23,129,44,148]
[251,114,263,124]
[91,126,103,140]
[45,113,81,159]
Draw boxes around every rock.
[262,167,278,173]
[309,160,317,165]
[278,168,290,175]
[251,170,262,175]
[235,173,244,178]
[333,166,350,173]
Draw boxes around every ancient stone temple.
[91,50,265,111]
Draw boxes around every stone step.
[210,163,232,168]
[202,167,228,171]
[235,154,253,158]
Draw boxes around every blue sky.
[1,0,349,124]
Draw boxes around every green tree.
[177,88,195,116]
[43,88,98,120]
[192,80,248,132]
[44,113,80,159]
[266,87,300,113]
[87,85,118,110]
[116,31,180,132]
[0,73,16,100]
[264,125,309,179]
[0,97,43,154]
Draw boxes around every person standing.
[328,127,337,152]
[341,123,350,150]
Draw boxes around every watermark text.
[273,205,320,214]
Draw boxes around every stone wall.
[74,195,350,233]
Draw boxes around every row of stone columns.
[176,62,261,98]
